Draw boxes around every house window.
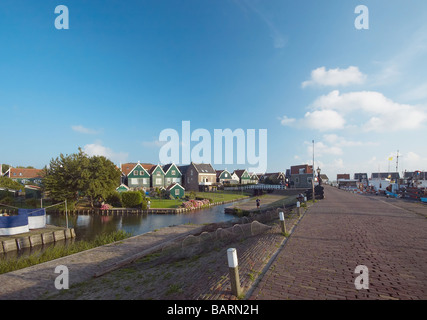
[156,171,160,176]
[224,173,228,177]
[156,178,162,185]
[140,171,144,175]
[175,189,180,196]
[143,178,149,185]
[295,177,300,184]
[134,171,138,176]
[171,170,176,175]
[190,170,193,176]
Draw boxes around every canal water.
[46,200,246,242]
[0,199,252,261]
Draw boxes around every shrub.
[106,191,122,207]
[121,191,143,208]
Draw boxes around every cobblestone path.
[250,185,427,300]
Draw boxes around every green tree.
[0,176,24,191]
[43,148,121,207]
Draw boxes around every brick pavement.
[250,185,427,300]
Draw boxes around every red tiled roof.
[121,163,155,176]
[9,168,43,179]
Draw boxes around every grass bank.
[0,230,131,275]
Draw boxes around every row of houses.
[119,162,272,193]
[1,162,332,199]
[336,171,427,190]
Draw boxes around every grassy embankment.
[149,191,252,209]
[0,230,131,275]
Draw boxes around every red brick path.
[250,186,427,300]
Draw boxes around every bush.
[121,191,143,208]
[106,191,122,208]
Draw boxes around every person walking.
[256,198,260,209]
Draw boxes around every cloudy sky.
[1,0,427,180]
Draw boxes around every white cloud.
[302,66,366,88]
[306,140,343,157]
[279,115,296,126]
[400,151,427,171]
[83,142,128,164]
[72,125,100,135]
[322,134,377,147]
[141,139,167,148]
[280,109,345,131]
[302,109,346,131]
[310,90,427,132]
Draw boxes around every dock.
[0,225,75,253]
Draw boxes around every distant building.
[289,164,314,189]
[371,172,400,180]
[337,174,350,181]
[3,167,44,186]
[179,162,217,191]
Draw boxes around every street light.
[316,167,322,186]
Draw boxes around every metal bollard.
[296,201,301,217]
[279,211,287,234]
[227,248,242,297]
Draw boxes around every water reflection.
[0,200,248,261]
[46,200,246,241]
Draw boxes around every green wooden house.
[127,163,151,189]
[233,169,252,184]
[162,163,182,187]
[116,184,130,193]
[216,169,233,184]
[150,165,165,188]
[166,183,185,199]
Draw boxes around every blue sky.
[1,0,427,180]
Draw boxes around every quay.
[250,185,427,300]
[0,226,76,253]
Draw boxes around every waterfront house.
[216,169,234,184]
[262,172,286,185]
[123,162,152,190]
[166,183,185,199]
[150,165,166,189]
[162,163,182,187]
[232,169,251,185]
[249,173,259,184]
[179,162,217,191]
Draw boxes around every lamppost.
[316,167,322,186]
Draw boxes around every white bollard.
[296,201,301,216]
[227,248,242,297]
[279,211,286,234]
